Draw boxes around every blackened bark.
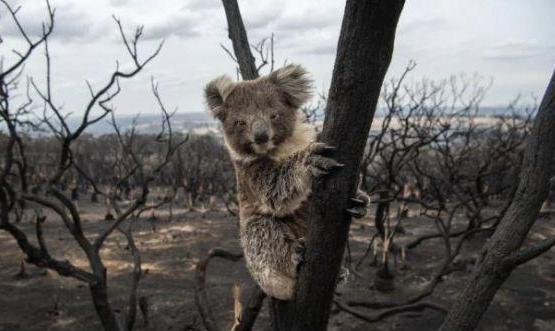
[90,281,122,331]
[375,190,390,239]
[195,249,243,331]
[195,248,265,331]
[125,227,142,331]
[221,0,258,80]
[234,285,266,331]
[271,1,405,330]
[439,69,555,331]
[87,243,122,331]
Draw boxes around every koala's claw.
[350,197,367,205]
[307,143,342,177]
[347,207,367,218]
[347,192,370,218]
[311,155,344,169]
[308,142,336,155]
[309,157,342,177]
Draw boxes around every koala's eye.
[270,113,279,120]
[235,120,246,127]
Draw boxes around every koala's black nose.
[254,130,269,144]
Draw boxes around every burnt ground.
[0,201,554,331]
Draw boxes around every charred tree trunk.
[233,285,267,331]
[373,190,394,291]
[139,297,149,326]
[90,281,122,331]
[273,1,405,330]
[220,0,404,329]
[222,0,258,80]
[195,248,266,331]
[71,187,79,201]
[439,70,555,331]
[374,190,389,239]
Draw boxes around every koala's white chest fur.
[271,120,316,161]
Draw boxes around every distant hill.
[65,112,219,136]
[4,106,526,136]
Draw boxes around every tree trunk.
[221,0,404,329]
[71,187,79,201]
[90,282,122,331]
[439,69,555,331]
[272,1,405,330]
[222,0,258,80]
[374,190,389,239]
[233,285,266,331]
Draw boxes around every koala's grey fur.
[204,64,363,300]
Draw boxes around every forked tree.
[439,69,555,331]
[219,0,405,330]
[218,1,555,331]
[0,2,186,330]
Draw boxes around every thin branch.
[195,248,243,331]
[335,299,446,324]
[503,237,555,270]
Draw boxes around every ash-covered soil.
[1,202,554,331]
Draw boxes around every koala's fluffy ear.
[204,75,235,120]
[268,64,312,108]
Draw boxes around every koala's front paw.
[347,190,370,218]
[306,142,343,177]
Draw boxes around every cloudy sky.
[1,0,554,115]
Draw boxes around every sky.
[1,0,554,116]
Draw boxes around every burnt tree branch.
[503,237,555,268]
[194,248,243,331]
[221,0,258,80]
[439,69,555,331]
[334,299,446,324]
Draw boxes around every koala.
[204,64,368,300]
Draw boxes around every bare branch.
[195,248,243,331]
[335,299,446,324]
[503,237,555,269]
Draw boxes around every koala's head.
[204,64,312,158]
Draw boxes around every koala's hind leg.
[240,216,303,300]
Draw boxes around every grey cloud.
[244,13,279,31]
[53,6,111,41]
[110,0,129,7]
[243,9,339,45]
[297,43,336,56]
[185,0,221,11]
[0,3,50,38]
[483,40,555,60]
[0,2,109,42]
[244,7,339,55]
[274,25,338,56]
[398,18,450,35]
[274,15,335,33]
[142,15,201,40]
